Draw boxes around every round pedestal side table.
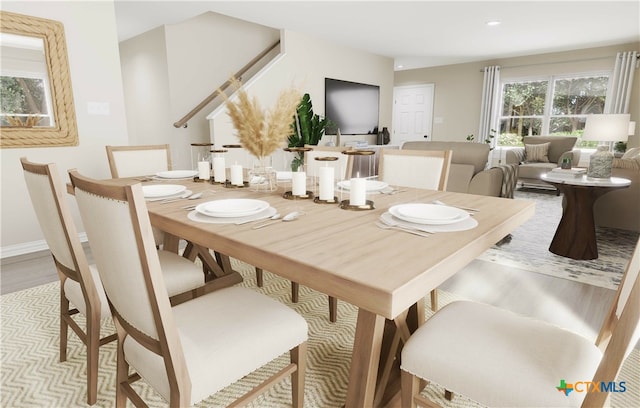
[541,173,631,260]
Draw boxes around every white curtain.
[606,51,638,114]
[478,66,501,145]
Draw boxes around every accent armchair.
[505,136,582,189]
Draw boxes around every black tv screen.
[325,78,379,135]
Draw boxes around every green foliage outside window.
[497,75,608,149]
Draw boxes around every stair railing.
[173,40,281,128]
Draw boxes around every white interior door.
[392,84,434,146]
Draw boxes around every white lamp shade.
[582,113,630,142]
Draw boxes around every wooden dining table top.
[146,180,535,321]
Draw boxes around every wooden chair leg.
[401,370,420,408]
[291,282,299,303]
[445,389,454,401]
[255,268,264,287]
[430,289,438,311]
[291,342,307,408]
[60,287,69,362]
[329,296,338,323]
[86,314,100,405]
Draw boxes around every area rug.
[477,188,639,290]
[1,261,638,407]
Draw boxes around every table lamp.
[582,113,630,178]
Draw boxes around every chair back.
[378,148,452,190]
[304,145,354,181]
[69,170,179,347]
[585,238,640,406]
[105,144,172,178]
[21,158,102,315]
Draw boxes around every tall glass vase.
[248,156,277,192]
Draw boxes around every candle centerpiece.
[339,150,375,210]
[211,149,227,184]
[282,147,314,199]
[313,156,339,204]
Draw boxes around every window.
[498,73,609,148]
[1,73,54,127]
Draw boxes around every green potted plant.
[614,141,627,156]
[287,93,332,170]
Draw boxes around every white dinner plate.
[380,212,478,232]
[389,203,469,225]
[337,180,389,192]
[188,206,277,224]
[142,184,186,198]
[195,199,270,218]
[155,170,198,179]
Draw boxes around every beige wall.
[119,12,280,169]
[395,42,640,148]
[209,29,395,167]
[1,1,129,255]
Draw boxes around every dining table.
[138,176,535,407]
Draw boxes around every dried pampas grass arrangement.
[218,77,301,159]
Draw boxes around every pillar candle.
[292,171,306,196]
[213,156,226,182]
[318,166,334,200]
[197,161,210,180]
[349,177,366,206]
[230,164,243,186]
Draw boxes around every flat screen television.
[324,78,379,135]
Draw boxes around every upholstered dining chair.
[20,158,205,405]
[105,144,227,280]
[105,144,172,178]
[378,148,453,311]
[378,148,452,191]
[69,169,308,408]
[401,238,640,408]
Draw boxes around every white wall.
[209,29,395,166]
[395,42,640,147]
[1,1,128,256]
[119,11,280,170]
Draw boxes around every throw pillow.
[622,147,640,160]
[613,157,640,170]
[524,142,550,163]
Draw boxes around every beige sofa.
[401,141,504,197]
[593,147,640,232]
[505,136,582,188]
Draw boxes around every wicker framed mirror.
[0,11,78,148]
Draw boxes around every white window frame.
[497,70,612,146]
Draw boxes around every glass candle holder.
[313,156,339,204]
[211,149,228,184]
[190,143,213,171]
[339,150,375,210]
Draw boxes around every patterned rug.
[478,188,639,290]
[1,260,638,407]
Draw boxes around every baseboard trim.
[1,233,88,259]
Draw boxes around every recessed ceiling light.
[487,21,501,26]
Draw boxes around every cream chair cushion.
[64,252,204,320]
[63,265,111,319]
[123,286,308,405]
[401,301,602,408]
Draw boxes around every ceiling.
[114,1,640,70]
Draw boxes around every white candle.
[292,171,306,196]
[230,164,243,186]
[318,166,334,200]
[349,177,366,206]
[197,161,210,180]
[213,156,226,182]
